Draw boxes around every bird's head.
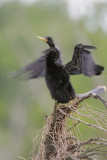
[37,36,55,48]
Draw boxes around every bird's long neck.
[49,43,55,48]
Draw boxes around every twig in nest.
[59,109,107,132]
[67,121,80,131]
[81,137,107,144]
[94,95,107,108]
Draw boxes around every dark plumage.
[65,44,104,77]
[45,48,75,103]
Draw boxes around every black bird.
[11,37,104,80]
[45,48,75,103]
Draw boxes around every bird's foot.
[54,100,58,113]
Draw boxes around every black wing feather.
[10,54,46,80]
[65,44,104,77]
[81,51,104,76]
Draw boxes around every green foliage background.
[0,0,107,159]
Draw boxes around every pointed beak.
[37,36,48,43]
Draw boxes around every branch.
[76,86,106,98]
[81,138,107,145]
[75,86,107,108]
[67,121,80,131]
[67,138,107,152]
[94,95,107,108]
[59,109,107,132]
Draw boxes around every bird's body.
[45,48,75,103]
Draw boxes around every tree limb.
[75,86,107,108]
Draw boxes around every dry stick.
[59,109,107,132]
[67,121,80,131]
[77,144,107,159]
[94,95,107,108]
[77,152,107,160]
[72,139,107,152]
[81,138,107,144]
[67,142,107,159]
[75,86,107,108]
[76,86,106,98]
[70,141,107,159]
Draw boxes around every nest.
[33,103,107,160]
[18,86,107,160]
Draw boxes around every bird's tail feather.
[95,65,104,75]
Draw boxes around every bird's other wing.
[65,44,104,77]
[10,52,47,80]
[64,44,83,75]
[81,50,104,76]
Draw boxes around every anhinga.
[45,48,75,103]
[11,36,104,103]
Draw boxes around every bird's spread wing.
[65,44,104,77]
[81,50,104,76]
[64,46,82,75]
[10,53,47,80]
[10,49,62,80]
